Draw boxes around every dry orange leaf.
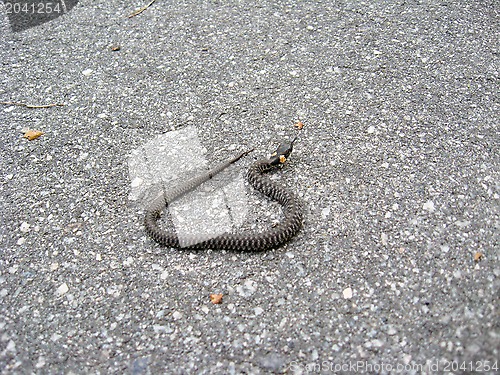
[24,130,44,140]
[294,121,304,130]
[474,252,483,261]
[210,294,223,304]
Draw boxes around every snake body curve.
[144,140,303,251]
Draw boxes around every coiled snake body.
[144,140,303,250]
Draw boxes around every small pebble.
[50,333,62,342]
[387,326,397,335]
[35,357,45,369]
[236,280,256,297]
[56,283,69,295]
[343,287,353,299]
[423,200,435,212]
[381,233,388,246]
[321,207,330,219]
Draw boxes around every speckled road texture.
[0,1,498,374]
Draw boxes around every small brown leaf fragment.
[23,130,44,140]
[474,252,483,262]
[294,121,304,130]
[210,294,223,304]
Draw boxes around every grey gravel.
[0,1,498,374]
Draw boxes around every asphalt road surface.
[0,1,498,373]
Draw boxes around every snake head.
[269,136,298,166]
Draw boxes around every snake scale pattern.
[144,140,303,251]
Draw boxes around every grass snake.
[144,139,303,250]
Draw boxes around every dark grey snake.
[144,139,303,250]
